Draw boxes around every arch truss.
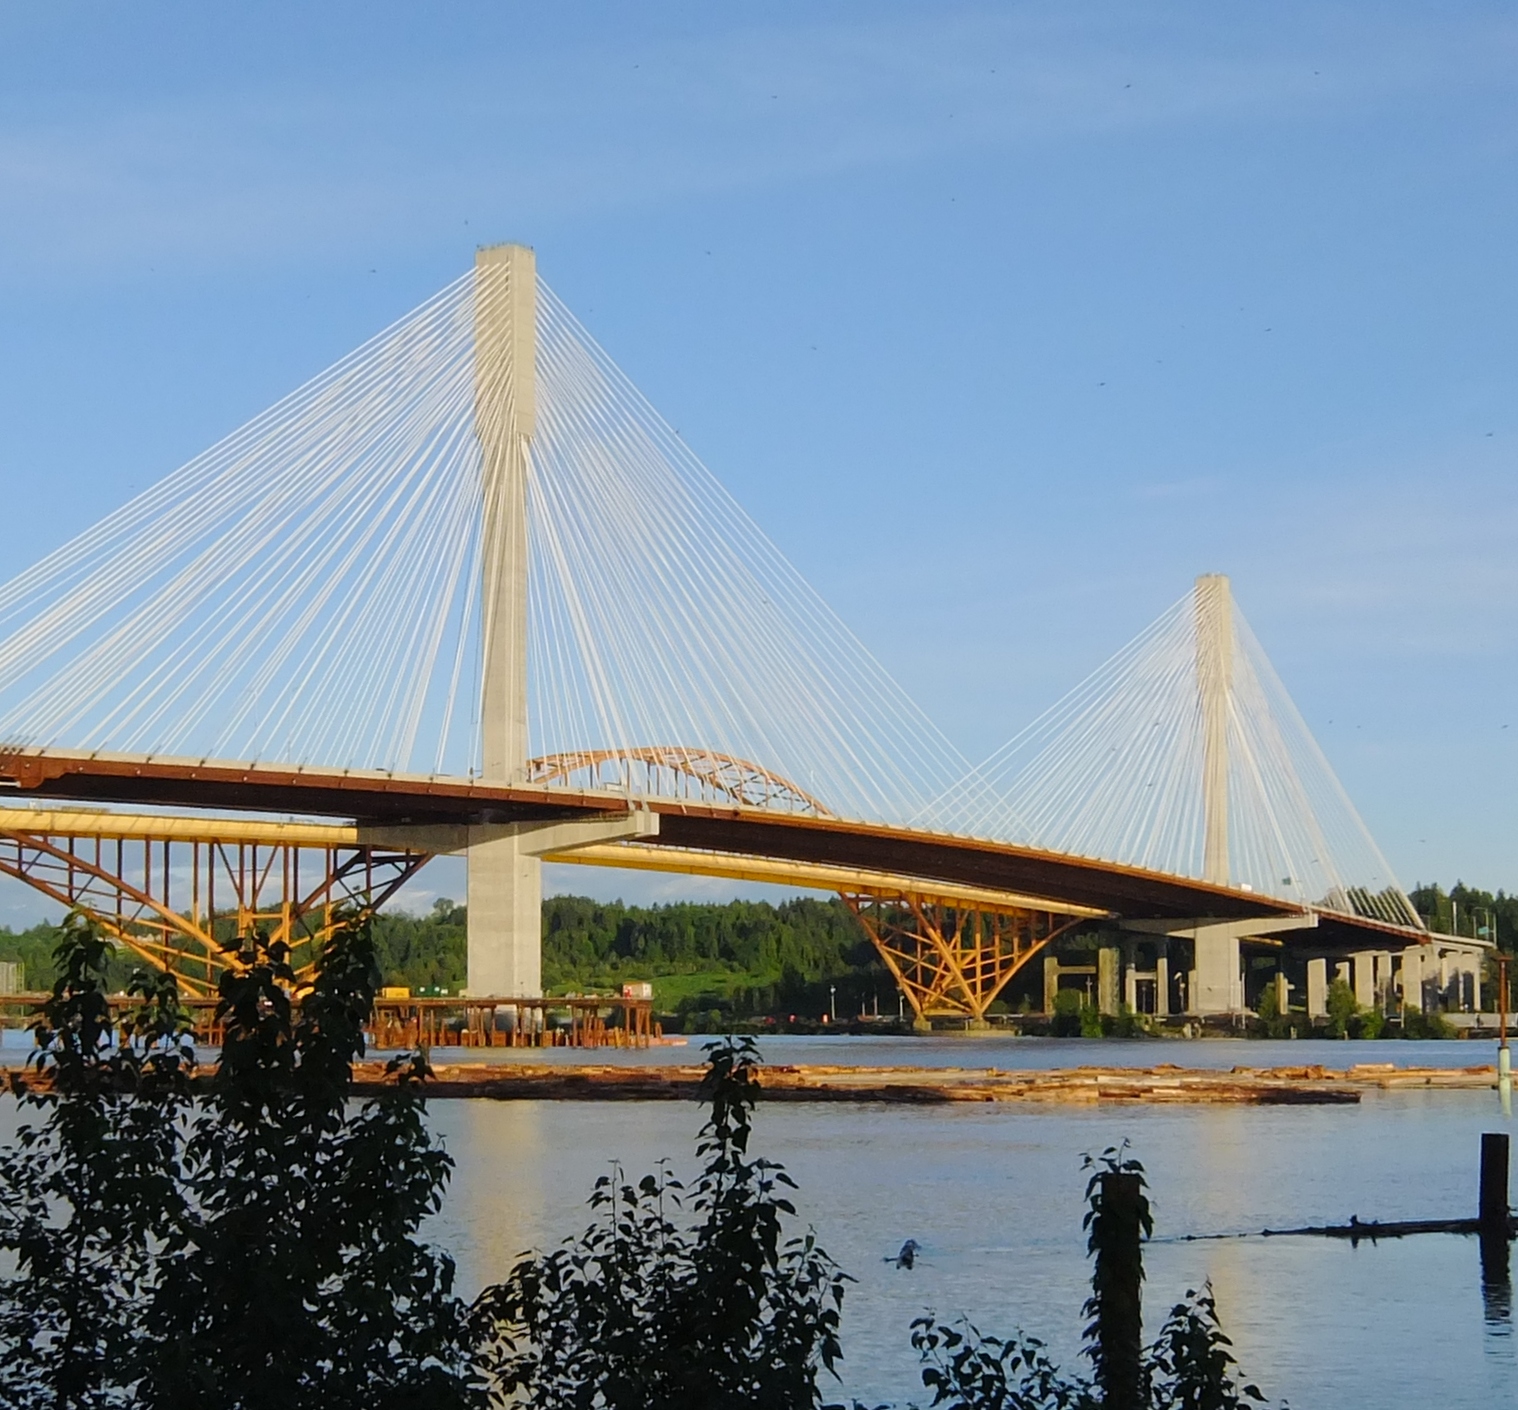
[527,747,833,816]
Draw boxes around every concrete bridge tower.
[468,243,541,997]
[1193,572,1239,1011]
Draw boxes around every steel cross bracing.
[0,820,427,996]
[841,893,1084,1021]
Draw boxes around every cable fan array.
[0,259,1417,918]
[925,583,1420,925]
[0,266,967,824]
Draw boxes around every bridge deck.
[0,747,1434,953]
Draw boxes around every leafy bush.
[893,1149,1276,1410]
[1051,989,1084,1037]
[1350,1007,1386,1040]
[141,920,482,1410]
[475,1035,848,1409]
[0,914,192,1408]
[1325,978,1358,1039]
[0,913,483,1410]
[1400,1006,1455,1040]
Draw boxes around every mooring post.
[1499,955,1511,1117]
[1480,1132,1512,1303]
[1480,1132,1510,1235]
[1095,1172,1145,1410]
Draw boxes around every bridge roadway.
[0,746,1426,955]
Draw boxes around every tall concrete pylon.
[1196,573,1232,887]
[468,243,541,997]
[1192,573,1239,1012]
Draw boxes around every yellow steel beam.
[0,808,1111,920]
[540,842,1109,919]
[0,807,361,848]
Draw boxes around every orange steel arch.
[526,747,833,816]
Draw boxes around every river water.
[421,1036,1516,1408]
[1,1031,1511,1404]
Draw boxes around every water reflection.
[419,1080,1518,1407]
[1481,1230,1512,1340]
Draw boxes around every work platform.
[0,991,657,1050]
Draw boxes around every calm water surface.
[2,1031,1511,1404]
[423,1036,1515,1408]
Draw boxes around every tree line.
[1,894,891,1022]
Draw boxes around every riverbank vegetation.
[1,894,895,1029]
[0,915,1278,1407]
[1,876,1510,1033]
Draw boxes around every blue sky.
[0,1,1515,920]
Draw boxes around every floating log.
[8,1059,1499,1106]
[336,1060,1434,1105]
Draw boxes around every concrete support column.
[1193,931,1240,1015]
[467,830,540,996]
[1352,952,1376,1010]
[1043,954,1061,1015]
[1123,944,1139,1014]
[1274,969,1290,1017]
[1400,947,1424,1011]
[1471,959,1482,1014]
[1154,948,1170,1018]
[1306,958,1327,1019]
[1334,960,1351,989]
[1373,952,1393,1012]
[1098,947,1120,1016]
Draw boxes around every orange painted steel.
[842,892,1085,1021]
[527,746,832,816]
[0,825,427,996]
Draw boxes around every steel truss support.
[0,828,430,996]
[841,891,1084,1022]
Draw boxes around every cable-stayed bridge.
[0,246,1488,1024]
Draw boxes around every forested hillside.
[1407,882,1518,948]
[4,879,1508,1025]
[0,894,894,1025]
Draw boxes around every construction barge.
[345,1060,1501,1105]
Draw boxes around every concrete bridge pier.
[1400,946,1424,1010]
[1126,914,1317,1016]
[1352,951,1377,1010]
[1306,957,1327,1018]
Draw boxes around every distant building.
[0,961,22,995]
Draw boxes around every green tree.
[139,918,484,1410]
[476,1036,848,1409]
[0,913,193,1409]
[1325,977,1357,1039]
[1051,988,1084,1037]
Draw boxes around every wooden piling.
[1480,1132,1510,1234]
[1095,1172,1145,1410]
